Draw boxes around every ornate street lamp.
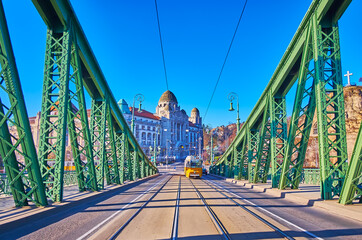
[228,92,240,133]
[131,93,144,133]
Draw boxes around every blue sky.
[2,0,362,128]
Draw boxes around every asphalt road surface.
[1,168,361,240]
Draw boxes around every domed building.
[119,90,203,162]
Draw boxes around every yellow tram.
[184,156,203,178]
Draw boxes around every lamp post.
[153,127,161,165]
[166,139,171,170]
[210,131,214,164]
[228,92,240,133]
[131,93,144,133]
[185,129,190,156]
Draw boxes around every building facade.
[119,90,203,162]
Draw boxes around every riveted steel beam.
[214,0,351,168]
[90,99,107,189]
[339,121,362,204]
[37,27,72,202]
[312,16,348,199]
[279,21,316,190]
[0,1,47,207]
[31,0,156,173]
[253,97,271,184]
[67,32,97,192]
[270,96,287,188]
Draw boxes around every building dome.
[158,90,178,104]
[191,107,200,115]
[118,99,131,114]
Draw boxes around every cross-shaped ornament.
[344,70,353,86]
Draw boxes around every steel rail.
[202,177,294,240]
[205,175,323,240]
[189,178,231,240]
[171,176,181,240]
[108,175,173,240]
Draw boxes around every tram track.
[189,177,232,240]
[204,175,324,240]
[107,175,173,240]
[200,177,295,240]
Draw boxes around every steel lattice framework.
[0,1,47,207]
[211,0,360,204]
[0,0,157,207]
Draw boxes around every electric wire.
[203,0,248,120]
[154,0,169,90]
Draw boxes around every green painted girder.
[129,150,136,181]
[0,1,47,207]
[90,99,107,189]
[253,96,272,184]
[279,21,316,191]
[339,121,362,204]
[269,96,287,188]
[115,131,125,184]
[213,0,351,167]
[31,0,156,172]
[233,145,242,179]
[248,129,259,182]
[104,105,120,185]
[312,18,348,199]
[37,27,72,202]
[240,140,248,180]
[67,33,98,192]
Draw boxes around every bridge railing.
[211,0,361,204]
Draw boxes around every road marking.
[208,179,324,240]
[190,178,231,240]
[171,176,181,240]
[77,176,168,240]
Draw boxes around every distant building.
[119,90,203,162]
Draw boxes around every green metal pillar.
[0,1,47,207]
[128,149,135,181]
[279,21,316,190]
[115,131,125,184]
[339,121,362,204]
[253,99,271,183]
[140,156,145,178]
[312,17,348,199]
[38,27,72,202]
[233,145,242,180]
[270,95,287,188]
[90,99,107,189]
[248,128,259,182]
[104,105,120,185]
[67,34,97,192]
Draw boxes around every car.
[202,168,208,175]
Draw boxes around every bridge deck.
[0,171,361,239]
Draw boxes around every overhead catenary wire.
[203,0,248,121]
[154,0,169,90]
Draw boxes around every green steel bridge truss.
[211,0,361,204]
[0,0,157,207]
